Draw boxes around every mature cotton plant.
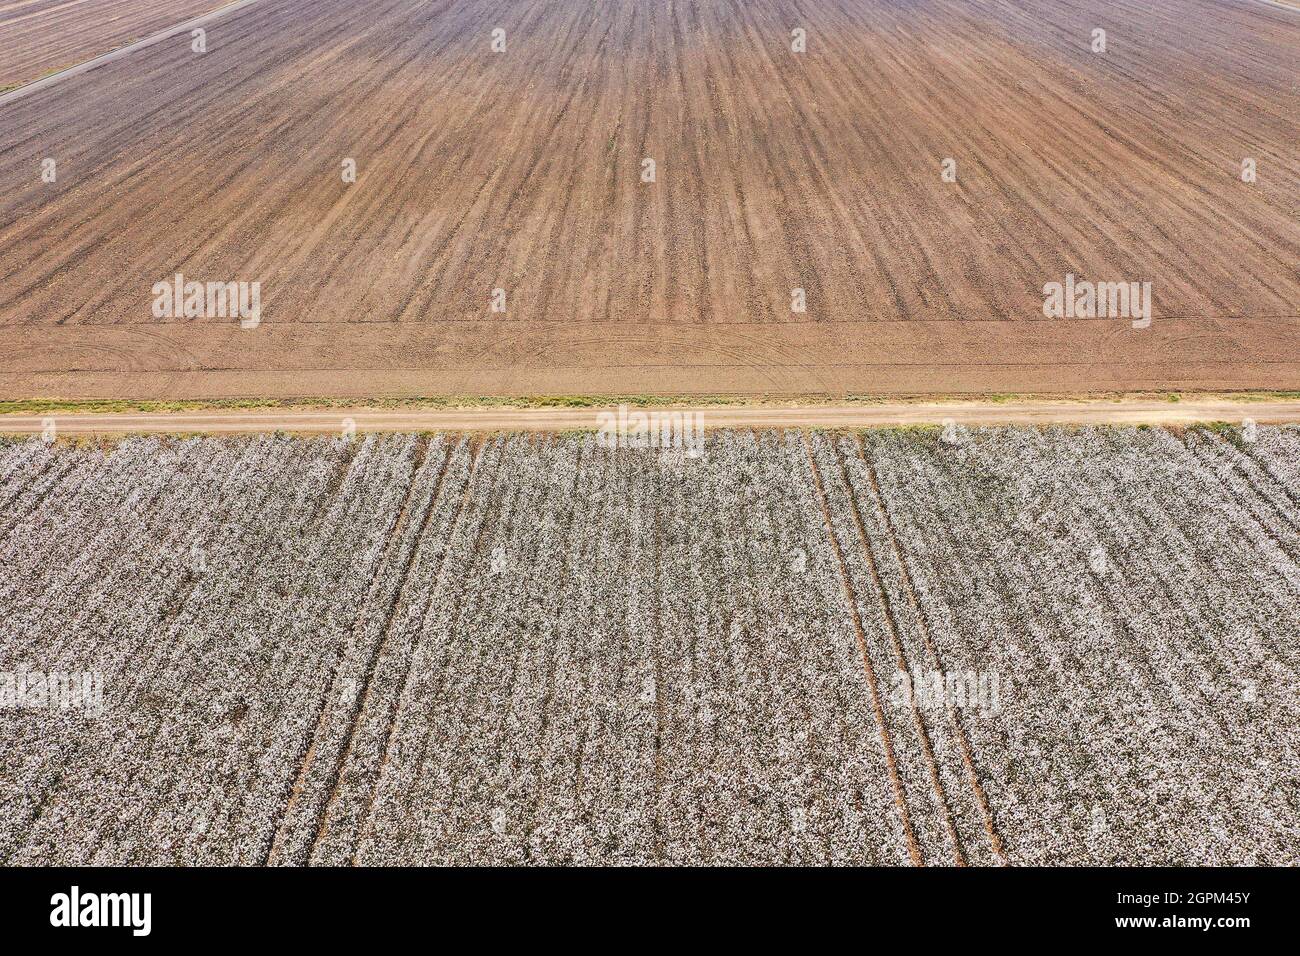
[0,427,1295,865]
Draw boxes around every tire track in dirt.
[801,432,922,865]
[828,438,968,865]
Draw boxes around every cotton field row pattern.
[0,427,1296,865]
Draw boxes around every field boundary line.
[1250,0,1300,14]
[831,441,967,865]
[0,0,265,109]
[802,433,923,866]
[854,435,1011,866]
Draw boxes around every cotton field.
[0,426,1296,866]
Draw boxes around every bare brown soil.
[3,397,1299,435]
[0,0,1296,399]
[0,0,226,89]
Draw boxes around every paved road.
[3,399,1297,435]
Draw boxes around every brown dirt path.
[3,397,1298,435]
[0,0,1296,400]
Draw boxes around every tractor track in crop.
[802,432,922,865]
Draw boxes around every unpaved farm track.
[0,0,229,89]
[0,0,1297,398]
[4,397,1300,435]
[1,428,1296,864]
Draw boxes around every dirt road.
[3,398,1297,435]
